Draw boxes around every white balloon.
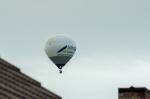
[45,35,76,73]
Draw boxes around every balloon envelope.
[45,36,76,70]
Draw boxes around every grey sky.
[1,0,150,99]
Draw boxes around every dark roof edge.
[0,58,20,72]
[0,58,41,86]
[119,86,150,93]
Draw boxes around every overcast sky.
[1,0,150,99]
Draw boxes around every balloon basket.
[59,69,62,74]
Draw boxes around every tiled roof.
[0,58,62,99]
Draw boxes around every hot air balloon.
[45,35,76,73]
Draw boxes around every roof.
[119,86,150,93]
[0,58,62,99]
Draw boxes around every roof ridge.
[0,58,41,86]
[0,58,20,72]
[0,58,62,98]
